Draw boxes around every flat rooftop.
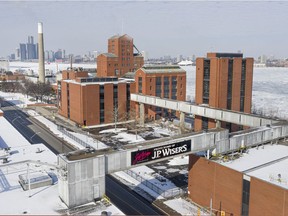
[220,144,288,189]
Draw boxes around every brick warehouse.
[188,154,288,216]
[58,69,135,126]
[135,65,186,120]
[194,53,254,132]
[97,34,144,77]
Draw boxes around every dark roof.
[140,65,186,74]
[211,53,243,58]
[100,53,118,58]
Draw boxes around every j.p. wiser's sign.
[131,140,191,165]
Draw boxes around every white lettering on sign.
[151,144,188,159]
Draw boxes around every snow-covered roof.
[220,144,288,189]
[139,65,186,74]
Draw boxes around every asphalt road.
[1,100,75,154]
[106,175,164,215]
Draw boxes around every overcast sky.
[1,1,288,59]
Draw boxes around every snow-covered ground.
[0,114,124,215]
[9,61,96,74]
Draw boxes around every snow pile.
[164,198,210,216]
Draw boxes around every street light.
[12,116,21,124]
[30,132,41,143]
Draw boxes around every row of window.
[202,59,247,110]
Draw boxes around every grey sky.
[1,1,288,59]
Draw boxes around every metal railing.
[124,169,185,198]
[57,125,91,149]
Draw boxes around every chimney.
[38,22,45,83]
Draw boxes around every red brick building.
[97,34,144,77]
[135,65,186,120]
[194,53,254,132]
[0,72,25,81]
[58,68,135,126]
[188,153,288,216]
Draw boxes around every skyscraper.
[28,36,34,44]
[194,52,254,132]
[26,36,37,60]
[19,43,27,61]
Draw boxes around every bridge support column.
[216,120,221,128]
[180,112,185,129]
[139,103,145,126]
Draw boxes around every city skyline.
[1,1,288,59]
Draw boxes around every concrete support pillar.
[139,103,145,126]
[216,120,221,128]
[180,112,185,129]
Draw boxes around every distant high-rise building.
[194,52,254,132]
[15,48,20,60]
[192,54,196,61]
[163,55,171,60]
[26,36,37,60]
[62,49,66,59]
[54,49,63,60]
[27,43,37,59]
[260,55,267,64]
[28,36,34,44]
[10,54,15,60]
[177,54,183,63]
[141,51,148,61]
[19,43,27,61]
[48,50,55,61]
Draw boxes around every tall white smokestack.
[38,22,45,83]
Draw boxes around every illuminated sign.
[131,140,191,165]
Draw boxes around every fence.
[124,169,185,198]
[57,125,91,149]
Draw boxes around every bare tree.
[109,103,128,132]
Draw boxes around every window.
[202,117,208,130]
[241,179,250,216]
[171,76,177,99]
[156,77,162,97]
[138,77,142,93]
[227,59,233,109]
[164,77,169,98]
[203,59,210,104]
[240,60,246,112]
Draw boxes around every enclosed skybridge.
[130,93,279,127]
[58,121,288,208]
[57,94,288,208]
